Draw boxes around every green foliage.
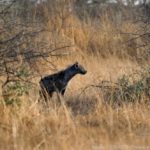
[4,97,21,106]
[16,66,30,78]
[7,81,30,97]
[103,67,150,105]
[2,67,31,106]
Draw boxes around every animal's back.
[40,71,66,93]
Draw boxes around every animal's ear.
[74,62,79,68]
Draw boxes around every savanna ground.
[0,0,150,149]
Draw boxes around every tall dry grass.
[0,54,149,149]
[0,1,150,149]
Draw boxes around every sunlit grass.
[0,1,149,149]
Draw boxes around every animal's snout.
[81,69,87,75]
[83,70,87,74]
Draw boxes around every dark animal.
[39,62,87,100]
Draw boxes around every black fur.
[39,62,87,100]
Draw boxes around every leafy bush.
[103,67,150,105]
[1,67,31,106]
[82,67,150,105]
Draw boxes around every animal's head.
[73,62,87,75]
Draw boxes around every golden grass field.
[0,3,150,149]
[0,55,149,150]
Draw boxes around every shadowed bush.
[102,67,150,105]
[81,67,150,106]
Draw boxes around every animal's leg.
[39,90,47,102]
[43,91,53,103]
[48,92,53,98]
[39,89,53,104]
[39,90,46,102]
[61,88,66,96]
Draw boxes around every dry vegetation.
[0,0,150,149]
